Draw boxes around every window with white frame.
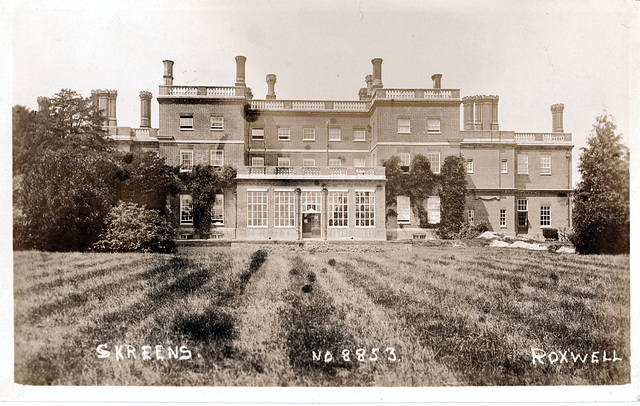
[180,150,193,171]
[540,154,551,175]
[277,157,290,167]
[399,153,411,169]
[500,209,506,227]
[517,199,528,228]
[427,152,441,174]
[427,196,441,224]
[251,128,264,140]
[180,115,193,130]
[353,129,366,142]
[302,159,316,167]
[302,191,321,213]
[468,209,475,226]
[329,127,342,141]
[501,159,508,174]
[210,150,224,167]
[278,127,290,141]
[251,157,264,167]
[540,205,551,227]
[210,115,224,130]
[354,158,366,168]
[518,154,529,174]
[303,127,316,141]
[180,194,193,224]
[427,119,441,133]
[247,191,268,227]
[397,118,411,134]
[328,159,341,167]
[467,159,474,173]
[328,192,348,227]
[355,191,375,227]
[274,191,295,227]
[397,196,410,224]
[211,194,224,225]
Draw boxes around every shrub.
[542,228,559,241]
[93,202,175,253]
[328,259,336,266]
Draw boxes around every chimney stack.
[431,74,442,89]
[163,60,174,86]
[139,91,152,128]
[108,90,118,127]
[266,74,277,99]
[551,103,564,133]
[371,58,383,91]
[91,89,114,127]
[235,55,246,86]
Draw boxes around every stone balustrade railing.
[372,88,460,100]
[237,166,385,178]
[133,128,159,139]
[159,86,244,98]
[515,133,571,143]
[250,100,369,112]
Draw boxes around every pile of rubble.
[477,231,575,253]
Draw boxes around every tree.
[13,90,118,251]
[437,155,468,239]
[571,112,629,254]
[178,165,237,239]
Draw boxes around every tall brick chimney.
[431,74,442,89]
[551,103,564,133]
[462,96,474,130]
[163,60,174,86]
[91,89,116,127]
[235,55,246,86]
[108,90,118,127]
[266,74,277,99]
[139,91,152,128]
[371,58,383,91]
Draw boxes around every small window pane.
[252,128,264,140]
[427,119,440,133]
[303,128,316,141]
[210,115,224,130]
[210,150,224,167]
[353,129,366,141]
[398,118,411,133]
[329,128,342,141]
[278,127,290,140]
[180,115,193,130]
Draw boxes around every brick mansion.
[95,56,573,241]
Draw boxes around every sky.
[8,0,638,187]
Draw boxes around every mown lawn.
[13,245,630,386]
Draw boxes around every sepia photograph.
[2,0,638,403]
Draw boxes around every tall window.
[251,157,264,167]
[180,114,193,130]
[397,118,411,134]
[274,191,295,227]
[427,196,440,224]
[328,159,341,167]
[427,152,441,174]
[252,128,264,140]
[329,127,342,141]
[517,199,528,228]
[278,127,290,141]
[468,209,475,226]
[467,159,474,173]
[399,153,411,169]
[302,159,316,167]
[303,127,316,141]
[500,209,506,227]
[180,194,193,224]
[353,158,366,168]
[540,205,551,227]
[397,196,410,224]
[353,129,366,142]
[540,154,551,175]
[501,159,508,174]
[277,157,290,167]
[247,191,268,227]
[355,191,375,227]
[210,115,224,130]
[211,194,224,225]
[180,150,193,171]
[427,119,441,133]
[302,191,321,213]
[210,150,224,167]
[518,154,529,174]
[328,192,348,227]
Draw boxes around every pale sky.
[9,0,637,186]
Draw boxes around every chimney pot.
[266,74,277,99]
[235,56,246,86]
[431,74,442,89]
[163,60,174,86]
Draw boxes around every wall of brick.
[515,147,572,190]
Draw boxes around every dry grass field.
[14,245,630,386]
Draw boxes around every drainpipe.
[322,186,328,241]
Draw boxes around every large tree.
[437,155,468,239]
[13,90,118,251]
[572,112,629,254]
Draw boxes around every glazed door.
[302,213,321,239]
